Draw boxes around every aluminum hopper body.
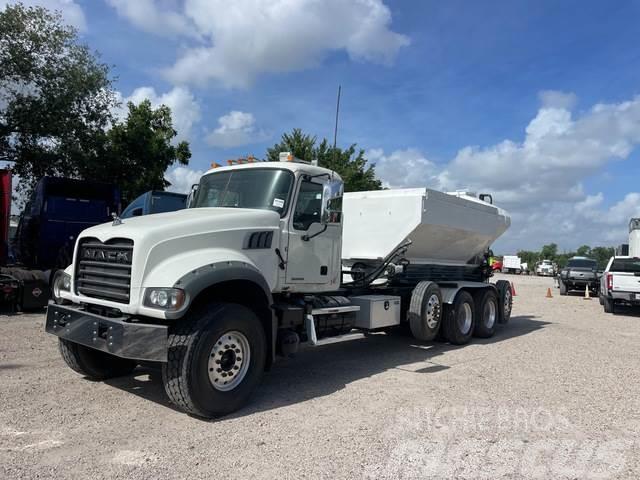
[341,188,511,266]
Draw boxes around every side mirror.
[321,179,343,224]
[186,184,199,208]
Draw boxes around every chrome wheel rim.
[208,331,250,392]
[457,303,473,334]
[425,294,441,329]
[484,299,496,328]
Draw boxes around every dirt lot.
[1,273,639,479]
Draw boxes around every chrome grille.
[75,238,133,304]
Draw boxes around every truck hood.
[78,207,281,244]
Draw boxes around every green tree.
[86,100,191,204]
[0,3,117,196]
[266,128,316,163]
[591,246,615,270]
[576,245,591,257]
[517,250,539,269]
[540,243,558,260]
[267,129,382,192]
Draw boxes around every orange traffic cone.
[511,282,517,297]
[546,287,553,298]
[583,285,591,301]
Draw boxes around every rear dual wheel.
[408,281,443,341]
[442,287,504,344]
[442,291,475,345]
[473,289,498,338]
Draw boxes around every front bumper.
[45,304,168,362]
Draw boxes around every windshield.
[567,259,597,269]
[610,258,640,273]
[192,169,293,216]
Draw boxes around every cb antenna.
[332,85,341,165]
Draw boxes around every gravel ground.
[1,273,639,479]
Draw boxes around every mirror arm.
[302,224,328,242]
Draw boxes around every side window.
[293,181,323,231]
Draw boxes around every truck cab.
[13,177,120,271]
[121,191,187,218]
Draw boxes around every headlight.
[53,272,71,294]
[144,288,186,310]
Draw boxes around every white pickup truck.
[599,256,640,313]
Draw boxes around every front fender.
[141,248,273,318]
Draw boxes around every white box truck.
[502,255,522,274]
[46,154,514,418]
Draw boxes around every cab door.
[285,178,342,289]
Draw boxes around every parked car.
[599,256,640,313]
[558,257,599,295]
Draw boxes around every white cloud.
[538,90,578,110]
[105,0,195,38]
[205,110,268,148]
[369,91,640,251]
[367,148,438,188]
[115,86,201,140]
[1,0,87,31]
[107,0,409,88]
[165,165,203,193]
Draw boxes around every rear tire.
[473,289,498,338]
[408,281,443,341]
[58,339,137,380]
[442,290,475,345]
[162,303,266,418]
[559,281,567,296]
[603,297,614,314]
[495,280,513,324]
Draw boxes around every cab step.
[304,313,364,347]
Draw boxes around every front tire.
[58,339,137,380]
[408,281,442,341]
[442,290,475,345]
[162,303,266,418]
[473,289,498,338]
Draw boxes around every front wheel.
[162,303,266,418]
[58,339,137,380]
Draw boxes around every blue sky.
[7,0,640,253]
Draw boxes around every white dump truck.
[46,154,513,418]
